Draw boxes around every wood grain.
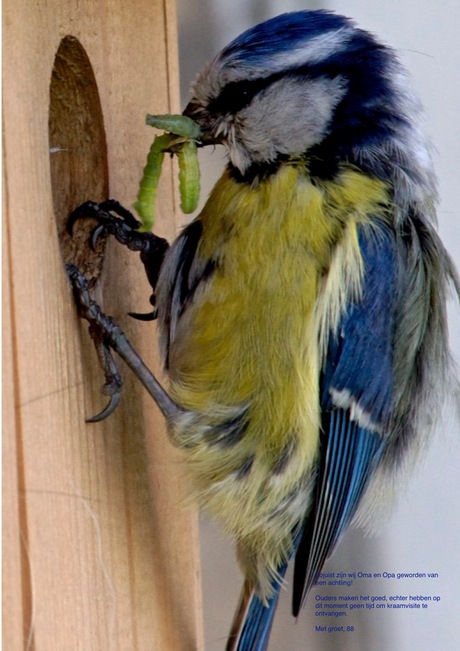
[3,1,204,649]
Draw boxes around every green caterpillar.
[177,140,200,214]
[134,114,202,232]
[145,113,202,139]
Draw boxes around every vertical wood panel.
[3,1,204,649]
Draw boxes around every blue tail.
[226,564,288,651]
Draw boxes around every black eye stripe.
[208,74,284,115]
[207,66,344,116]
[208,81,258,114]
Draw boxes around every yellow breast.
[167,162,389,593]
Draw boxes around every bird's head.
[183,10,435,210]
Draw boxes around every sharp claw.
[86,392,122,423]
[128,310,157,321]
[67,261,180,422]
[67,201,99,235]
[90,224,106,250]
[66,271,125,422]
[67,200,148,254]
[67,209,79,236]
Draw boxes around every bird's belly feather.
[162,165,388,591]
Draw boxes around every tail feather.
[226,567,288,651]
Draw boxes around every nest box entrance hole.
[49,35,109,281]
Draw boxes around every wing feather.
[292,223,397,615]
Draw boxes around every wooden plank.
[3,172,27,651]
[3,1,204,649]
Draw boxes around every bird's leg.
[66,263,181,422]
[86,321,123,422]
[226,579,254,651]
[68,199,170,320]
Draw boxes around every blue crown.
[222,10,354,63]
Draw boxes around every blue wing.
[292,223,398,615]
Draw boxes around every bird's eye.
[209,80,260,115]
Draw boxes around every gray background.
[176,2,460,649]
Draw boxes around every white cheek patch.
[231,75,348,171]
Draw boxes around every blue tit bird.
[68,9,459,651]
[153,10,459,650]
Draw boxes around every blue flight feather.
[230,575,285,651]
[292,411,384,615]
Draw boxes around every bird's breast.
[165,163,389,585]
[169,165,341,456]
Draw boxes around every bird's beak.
[182,102,221,147]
